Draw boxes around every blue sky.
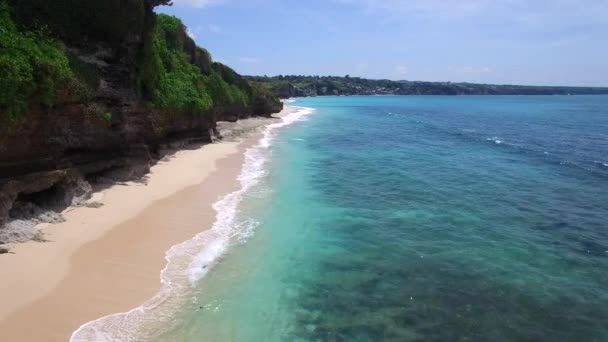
[158,0,608,86]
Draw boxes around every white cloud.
[332,0,608,30]
[448,66,491,74]
[355,63,369,74]
[208,24,222,33]
[214,57,227,64]
[239,57,261,64]
[185,25,216,40]
[333,0,486,18]
[171,0,223,8]
[395,65,408,76]
[186,28,196,39]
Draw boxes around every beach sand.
[0,106,294,341]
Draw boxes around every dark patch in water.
[577,240,608,258]
[287,248,608,341]
[284,99,608,340]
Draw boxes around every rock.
[0,0,283,245]
[85,201,104,209]
[0,247,9,254]
[36,211,66,225]
[0,171,69,226]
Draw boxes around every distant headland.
[246,75,608,98]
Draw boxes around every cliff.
[246,75,608,98]
[0,1,282,244]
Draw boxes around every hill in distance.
[246,75,608,98]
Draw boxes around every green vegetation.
[247,75,608,98]
[204,70,248,107]
[67,54,100,91]
[140,14,213,113]
[66,54,101,103]
[248,81,283,114]
[1,1,280,123]
[0,1,72,121]
[101,112,112,123]
[10,0,151,47]
[140,14,274,113]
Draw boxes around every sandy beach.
[0,107,294,341]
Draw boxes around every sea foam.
[486,137,503,144]
[70,106,314,342]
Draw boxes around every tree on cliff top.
[10,0,174,46]
[0,1,72,121]
[149,0,173,6]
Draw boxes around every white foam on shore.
[70,107,314,342]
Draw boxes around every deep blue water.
[162,96,608,341]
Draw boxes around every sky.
[157,0,608,86]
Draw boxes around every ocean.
[76,95,608,341]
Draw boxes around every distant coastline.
[246,75,608,98]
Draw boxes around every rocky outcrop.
[0,169,92,242]
[0,0,282,243]
[271,82,308,99]
[0,171,71,227]
[251,91,285,116]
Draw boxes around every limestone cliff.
[0,0,282,243]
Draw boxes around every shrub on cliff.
[140,14,257,113]
[0,2,72,121]
[8,0,168,48]
[248,81,283,115]
[203,71,248,107]
[140,14,213,113]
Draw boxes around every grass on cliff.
[140,14,213,113]
[204,71,249,107]
[0,4,279,123]
[0,2,72,122]
[140,14,255,113]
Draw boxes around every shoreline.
[0,106,296,341]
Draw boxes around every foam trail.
[70,106,314,342]
[486,136,503,144]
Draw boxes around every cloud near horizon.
[157,0,608,86]
[170,0,222,8]
[239,57,261,64]
[333,0,608,30]
[207,24,222,33]
[448,66,491,74]
[395,65,408,76]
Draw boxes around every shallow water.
[159,96,608,341]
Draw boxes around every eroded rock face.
[0,64,214,243]
[0,55,278,243]
[0,170,89,224]
[0,34,214,238]
[0,0,282,243]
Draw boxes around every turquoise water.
[160,96,608,341]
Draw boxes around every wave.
[418,120,608,180]
[594,161,608,168]
[481,136,608,178]
[70,106,315,342]
[486,137,503,145]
